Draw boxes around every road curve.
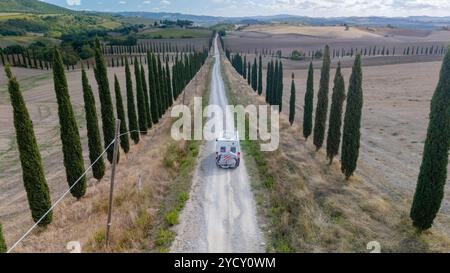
[170,36,265,253]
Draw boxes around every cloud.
[143,0,151,4]
[161,0,171,5]
[119,1,127,4]
[66,0,81,5]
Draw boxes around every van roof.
[222,131,238,139]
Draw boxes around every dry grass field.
[242,25,381,39]
[225,24,450,59]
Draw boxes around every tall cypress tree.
[114,75,131,153]
[303,62,314,140]
[251,57,257,91]
[158,56,167,114]
[141,65,152,128]
[166,58,173,107]
[326,62,346,164]
[5,65,52,226]
[93,38,115,163]
[313,45,331,151]
[271,61,279,105]
[134,57,148,134]
[410,48,450,231]
[341,54,363,179]
[265,61,272,103]
[148,53,160,123]
[0,222,6,252]
[243,55,247,79]
[289,73,296,125]
[52,48,86,199]
[247,61,251,85]
[125,58,139,144]
[154,55,163,118]
[277,61,284,112]
[257,55,263,95]
[81,67,105,180]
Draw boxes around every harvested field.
[242,25,381,39]
[225,25,450,60]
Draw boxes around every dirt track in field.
[170,36,264,253]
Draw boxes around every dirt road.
[170,37,265,253]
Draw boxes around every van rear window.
[230,147,237,153]
[220,146,226,153]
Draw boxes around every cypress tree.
[52,48,86,199]
[326,62,346,164]
[93,38,116,163]
[154,55,163,118]
[148,53,160,123]
[166,58,173,107]
[0,222,6,252]
[81,68,105,180]
[303,62,314,140]
[313,45,331,151]
[5,65,53,226]
[114,75,131,153]
[125,59,140,144]
[265,61,272,103]
[410,48,450,231]
[141,65,152,128]
[247,61,251,85]
[158,56,166,114]
[341,54,363,179]
[134,57,148,134]
[271,61,279,105]
[288,73,296,125]
[257,55,263,95]
[252,58,258,91]
[277,61,284,112]
[243,55,247,79]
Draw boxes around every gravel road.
[170,36,265,253]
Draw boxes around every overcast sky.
[40,0,450,17]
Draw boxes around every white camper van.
[215,131,240,169]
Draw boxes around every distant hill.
[119,11,450,30]
[119,12,225,26]
[0,0,71,14]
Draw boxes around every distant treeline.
[225,44,448,61]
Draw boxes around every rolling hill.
[0,0,71,14]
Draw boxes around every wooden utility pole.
[105,119,121,247]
